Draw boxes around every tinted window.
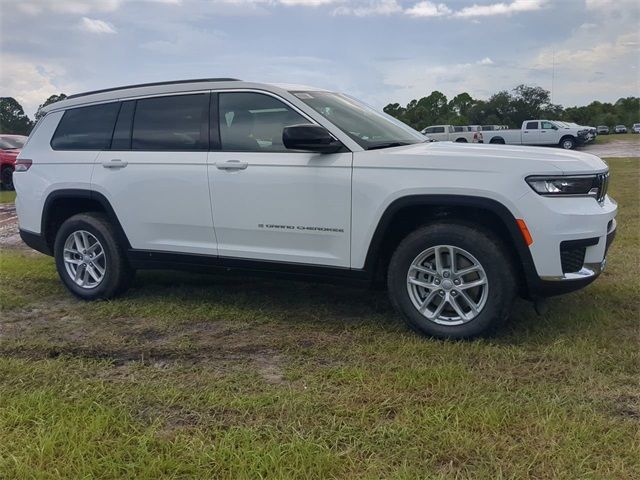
[219,92,307,152]
[51,103,119,150]
[132,94,208,150]
[526,122,538,130]
[424,127,434,134]
[432,127,445,134]
[111,101,135,150]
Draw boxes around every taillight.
[14,159,32,172]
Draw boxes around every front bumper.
[518,190,617,298]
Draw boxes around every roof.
[41,78,328,115]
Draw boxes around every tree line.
[0,94,67,135]
[1,85,638,136]
[383,84,639,131]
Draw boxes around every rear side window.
[51,103,119,150]
[526,121,538,130]
[132,94,208,150]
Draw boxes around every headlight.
[526,175,600,196]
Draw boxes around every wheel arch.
[363,195,538,298]
[41,189,131,254]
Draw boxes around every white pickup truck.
[421,125,483,143]
[481,120,590,150]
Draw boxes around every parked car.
[481,125,504,131]
[614,125,627,134]
[0,134,28,190]
[481,120,590,149]
[14,78,617,339]
[596,126,610,135]
[420,125,483,143]
[632,123,640,134]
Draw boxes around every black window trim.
[50,88,351,153]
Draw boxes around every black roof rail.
[67,78,241,99]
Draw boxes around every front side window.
[526,121,539,130]
[51,103,119,150]
[541,121,555,129]
[433,127,445,134]
[293,91,425,150]
[132,94,208,150]
[424,127,434,134]
[218,92,307,152]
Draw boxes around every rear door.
[522,121,541,144]
[92,93,217,255]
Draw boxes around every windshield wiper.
[366,141,412,151]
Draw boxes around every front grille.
[560,246,586,273]
[596,172,609,203]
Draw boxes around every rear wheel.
[387,223,516,339]
[489,137,505,144]
[559,136,576,150]
[455,138,468,143]
[54,213,134,300]
[1,166,14,190]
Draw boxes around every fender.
[362,194,539,296]
[41,188,131,250]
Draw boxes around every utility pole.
[551,49,556,104]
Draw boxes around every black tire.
[1,166,14,191]
[559,136,576,150]
[455,138,468,143]
[387,222,516,339]
[54,212,134,300]
[489,138,505,144]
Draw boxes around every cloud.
[333,0,401,16]
[405,1,451,17]
[79,17,118,34]
[0,54,76,117]
[454,0,547,18]
[17,0,123,15]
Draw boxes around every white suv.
[14,79,617,339]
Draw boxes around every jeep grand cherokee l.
[14,78,617,339]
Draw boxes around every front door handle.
[216,160,248,171]
[102,159,128,169]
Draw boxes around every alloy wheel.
[406,245,489,326]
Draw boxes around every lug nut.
[434,279,440,285]
[454,279,460,285]
[439,290,445,296]
[451,291,457,296]
[443,271,450,278]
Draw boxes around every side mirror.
[552,125,558,130]
[283,124,343,154]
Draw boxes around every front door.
[207,91,352,267]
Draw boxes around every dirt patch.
[578,140,640,158]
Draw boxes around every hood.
[374,141,608,175]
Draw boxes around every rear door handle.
[102,159,128,169]
[216,160,248,171]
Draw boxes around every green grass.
[0,190,16,204]
[595,132,640,144]
[1,158,639,479]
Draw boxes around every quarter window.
[218,92,308,152]
[132,94,208,150]
[51,103,119,150]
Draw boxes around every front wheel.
[559,137,576,150]
[54,213,134,300]
[387,223,516,339]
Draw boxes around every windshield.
[0,136,27,150]
[291,91,425,150]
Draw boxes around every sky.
[0,0,638,117]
